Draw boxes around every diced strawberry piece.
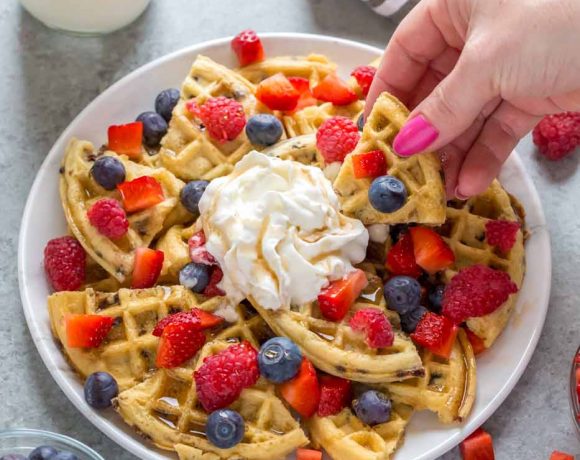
[351,150,387,179]
[203,266,225,297]
[131,248,164,289]
[296,448,323,460]
[155,321,206,368]
[317,375,352,417]
[107,122,143,159]
[152,308,224,337]
[465,328,486,355]
[256,73,300,111]
[66,314,114,348]
[117,176,164,213]
[411,312,458,359]
[312,74,358,106]
[318,269,368,321]
[280,358,320,418]
[188,231,217,265]
[231,29,264,66]
[349,308,394,348]
[288,76,317,112]
[460,428,495,460]
[386,231,422,278]
[409,226,455,274]
[550,451,575,460]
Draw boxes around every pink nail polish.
[393,115,439,157]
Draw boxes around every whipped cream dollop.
[199,151,369,310]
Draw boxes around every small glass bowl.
[0,429,104,460]
[569,345,580,437]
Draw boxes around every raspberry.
[532,112,580,160]
[485,219,521,252]
[351,66,376,97]
[188,231,216,265]
[87,198,129,239]
[442,265,518,323]
[44,236,86,291]
[317,376,352,417]
[203,266,225,297]
[188,97,246,142]
[316,116,360,163]
[194,341,260,412]
[349,308,394,348]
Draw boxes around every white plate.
[18,33,551,460]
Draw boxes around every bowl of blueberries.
[0,429,104,460]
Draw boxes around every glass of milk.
[20,0,152,35]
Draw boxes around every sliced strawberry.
[409,226,455,274]
[231,29,264,66]
[465,328,486,355]
[288,76,317,112]
[256,73,300,111]
[152,309,224,337]
[386,231,422,278]
[351,150,387,179]
[411,312,458,359]
[318,269,368,321]
[66,314,114,348]
[203,266,225,297]
[155,321,206,368]
[460,428,495,460]
[107,122,143,159]
[317,375,352,417]
[312,74,358,106]
[117,176,164,213]
[296,449,323,460]
[188,231,217,265]
[131,248,164,289]
[280,358,320,418]
[550,451,575,460]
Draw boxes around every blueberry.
[28,446,57,460]
[245,114,283,146]
[0,455,26,460]
[352,390,392,426]
[84,371,119,409]
[136,111,168,147]
[384,276,421,315]
[428,284,446,313]
[155,88,180,122]
[206,409,245,449]
[179,262,210,293]
[357,114,364,132]
[90,156,126,191]
[180,180,209,214]
[368,175,407,213]
[49,453,79,460]
[258,337,302,383]
[400,305,428,333]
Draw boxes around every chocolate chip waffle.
[283,101,364,138]
[155,222,197,285]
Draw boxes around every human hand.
[365,0,580,198]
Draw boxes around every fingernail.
[393,115,439,157]
[454,186,468,200]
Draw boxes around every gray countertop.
[1,1,578,459]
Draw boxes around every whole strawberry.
[44,236,86,291]
[532,112,580,160]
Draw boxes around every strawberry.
[188,231,217,265]
[231,29,264,66]
[296,449,323,460]
[351,65,376,97]
[203,266,225,297]
[107,122,143,159]
[155,321,206,368]
[131,248,164,289]
[318,269,368,321]
[317,375,352,417]
[465,328,486,355]
[152,309,224,337]
[411,312,458,359]
[550,451,575,460]
[280,358,320,418]
[351,150,387,179]
[349,308,394,348]
[386,231,422,278]
[256,73,300,111]
[117,176,164,213]
[460,428,495,460]
[312,74,358,106]
[288,76,317,112]
[409,226,455,274]
[485,220,521,253]
[66,314,114,348]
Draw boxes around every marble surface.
[1,1,578,459]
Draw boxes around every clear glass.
[569,346,580,438]
[0,429,104,460]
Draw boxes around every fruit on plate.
[179,262,211,293]
[351,150,387,179]
[84,371,119,409]
[368,175,407,213]
[296,448,323,460]
[231,29,264,66]
[411,312,458,359]
[312,73,358,106]
[256,73,300,111]
[400,305,428,334]
[460,428,495,460]
[154,88,180,122]
[352,389,392,426]
[117,176,165,213]
[550,451,575,460]
[485,219,521,253]
[107,121,143,158]
[384,275,422,315]
[317,375,352,416]
[317,269,368,321]
[66,314,113,348]
[203,266,225,297]
[386,231,422,278]
[152,309,223,337]
[280,358,320,418]
[349,308,394,348]
[44,236,86,292]
[245,114,283,146]
[136,111,168,147]
[288,76,317,111]
[465,329,487,355]
[180,180,209,214]
[258,337,303,383]
[316,116,360,163]
[188,230,217,265]
[131,248,164,289]
[206,409,245,448]
[351,65,376,97]
[90,156,126,190]
[409,226,455,274]
[189,96,246,142]
[87,198,129,240]
[155,321,206,368]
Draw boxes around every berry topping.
[179,262,211,293]
[66,314,114,348]
[87,198,129,240]
[485,219,521,253]
[312,73,358,106]
[465,328,486,355]
[136,111,168,147]
[318,269,368,321]
[460,428,495,460]
[153,309,223,337]
[442,265,518,324]
[400,305,428,334]
[428,284,445,313]
[368,175,407,213]
[409,226,455,274]
[188,231,217,265]
[245,114,283,146]
[44,236,86,291]
[351,150,387,179]
[155,321,206,368]
[280,358,320,419]
[84,371,119,409]
[107,121,143,159]
[386,231,422,278]
[349,308,394,348]
[131,248,164,289]
[194,341,260,412]
[384,276,421,315]
[258,337,302,383]
[90,156,126,191]
[28,447,58,460]
[351,65,376,97]
[203,267,226,297]
[190,96,246,142]
[317,375,352,417]
[357,113,365,131]
[51,453,79,460]
[180,180,209,214]
[256,73,300,111]
[288,76,317,111]
[532,112,580,161]
[352,390,392,426]
[155,88,180,122]
[206,409,245,449]
[296,449,323,460]
[411,312,458,359]
[231,29,264,66]
[316,116,360,163]
[117,176,164,213]
[550,452,575,460]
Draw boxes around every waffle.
[155,222,197,285]
[262,133,322,167]
[333,92,446,225]
[159,55,258,182]
[115,304,309,459]
[438,180,525,347]
[60,138,190,283]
